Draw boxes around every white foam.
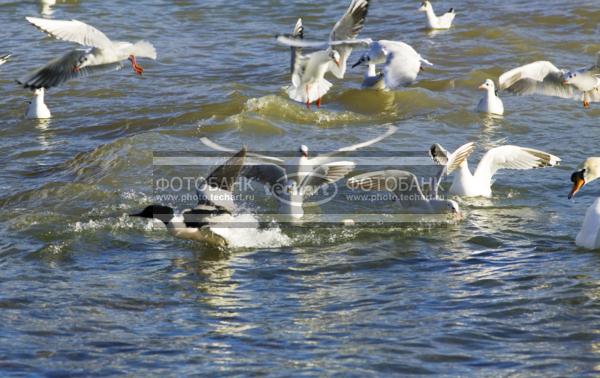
[210,213,291,248]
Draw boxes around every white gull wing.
[328,0,370,79]
[429,142,476,198]
[0,53,11,65]
[473,145,561,184]
[300,161,355,197]
[290,18,304,76]
[498,61,578,99]
[26,17,113,49]
[276,35,371,49]
[347,169,427,209]
[380,40,433,88]
[311,125,397,165]
[18,48,122,89]
[200,137,284,164]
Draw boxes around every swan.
[568,158,600,249]
[476,79,504,115]
[418,1,456,30]
[431,142,561,197]
[498,54,600,108]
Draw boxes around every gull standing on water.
[476,79,504,115]
[418,1,456,30]
[430,142,561,197]
[25,88,51,119]
[276,0,370,107]
[351,40,432,90]
[201,126,396,218]
[18,17,157,89]
[499,54,600,108]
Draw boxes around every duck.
[430,142,561,197]
[418,1,456,30]
[568,158,600,249]
[347,169,461,216]
[129,148,247,247]
[351,40,432,89]
[476,79,504,115]
[25,88,51,119]
[498,54,600,108]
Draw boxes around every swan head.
[478,79,496,91]
[328,49,341,67]
[568,157,600,199]
[298,144,308,158]
[130,204,174,225]
[418,1,432,12]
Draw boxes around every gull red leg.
[128,55,144,75]
[316,97,321,108]
[305,85,311,109]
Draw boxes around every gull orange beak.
[478,84,486,90]
[335,59,340,68]
[72,65,80,73]
[562,80,569,85]
[568,175,585,199]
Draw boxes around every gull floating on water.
[418,1,456,30]
[498,54,600,108]
[18,17,157,90]
[347,170,461,216]
[276,0,370,107]
[26,88,51,119]
[130,148,247,247]
[476,79,504,115]
[568,157,600,249]
[201,125,396,218]
[351,40,432,89]
[431,142,561,197]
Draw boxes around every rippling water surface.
[1,0,600,375]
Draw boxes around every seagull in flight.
[18,17,157,90]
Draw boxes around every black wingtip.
[449,7,454,12]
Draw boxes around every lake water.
[1,0,600,375]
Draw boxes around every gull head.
[352,52,370,68]
[446,200,460,215]
[478,79,496,91]
[298,144,309,158]
[562,71,580,86]
[73,54,91,72]
[418,1,431,12]
[328,50,341,68]
[33,88,45,97]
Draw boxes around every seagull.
[129,148,247,247]
[276,0,370,107]
[498,54,600,108]
[351,40,432,89]
[347,170,461,216]
[567,157,600,249]
[430,142,561,197]
[418,1,456,30]
[200,125,397,218]
[18,17,157,90]
[25,88,51,119]
[476,79,504,115]
[0,54,11,66]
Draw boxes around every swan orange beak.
[568,176,585,199]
